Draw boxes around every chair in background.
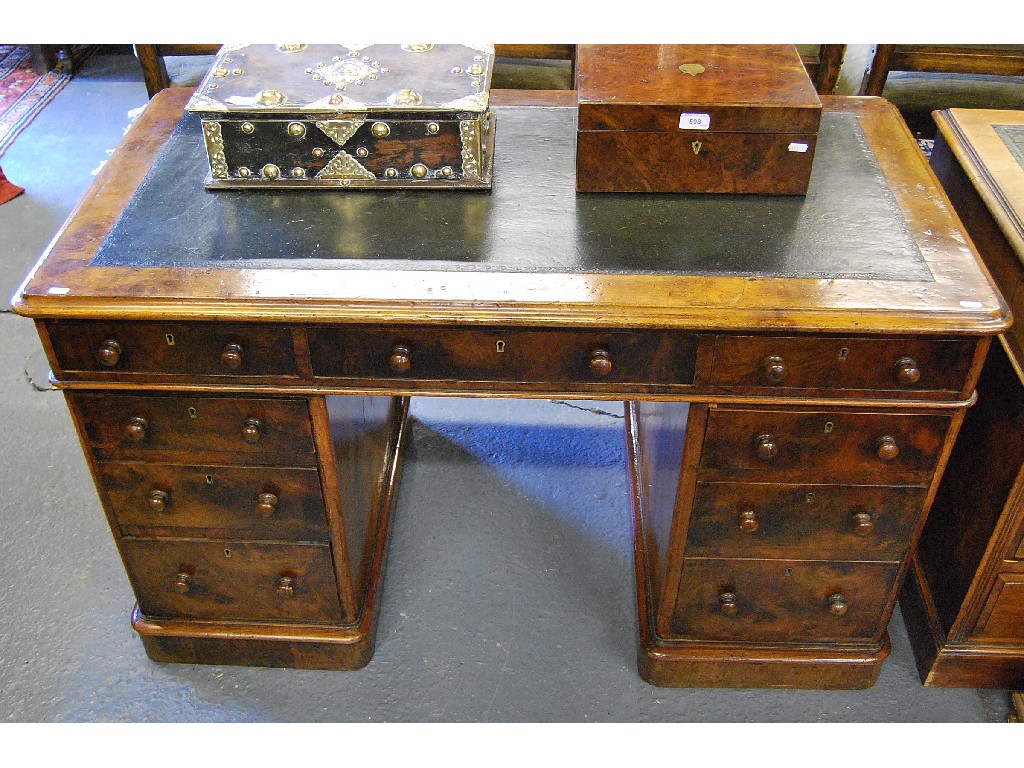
[799,44,847,95]
[135,44,219,97]
[860,44,1024,96]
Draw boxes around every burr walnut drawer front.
[709,335,977,397]
[121,538,343,624]
[307,325,699,389]
[98,462,328,541]
[686,481,927,561]
[669,558,899,643]
[699,408,952,485]
[44,320,299,379]
[71,393,316,464]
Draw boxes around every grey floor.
[0,50,1017,723]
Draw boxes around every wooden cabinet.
[11,89,1007,686]
[898,108,1024,687]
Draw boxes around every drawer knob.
[220,343,244,369]
[147,489,170,513]
[388,344,412,373]
[125,416,149,442]
[754,433,779,462]
[738,509,760,533]
[895,356,921,385]
[589,348,613,377]
[719,592,740,616]
[241,418,263,444]
[761,355,787,384]
[172,572,192,594]
[276,575,295,597]
[852,512,875,536]
[256,492,279,517]
[97,339,123,367]
[876,435,899,462]
[827,593,849,616]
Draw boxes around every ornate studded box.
[185,43,495,189]
[576,44,822,194]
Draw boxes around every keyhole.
[785,568,794,576]
[806,492,815,503]
[824,421,834,434]
[205,475,214,485]
[188,407,198,419]
[496,340,506,353]
[224,549,232,558]
[838,347,849,360]
[165,333,176,346]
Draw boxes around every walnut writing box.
[186,43,495,189]
[576,44,822,194]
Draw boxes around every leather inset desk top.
[995,124,1024,171]
[91,108,928,281]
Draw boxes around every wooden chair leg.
[135,44,171,98]
[860,44,895,96]
[813,44,846,95]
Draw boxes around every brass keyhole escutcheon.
[165,333,176,346]
[691,140,702,155]
[838,347,849,360]
[205,475,214,485]
[496,340,506,353]
[224,548,232,558]
[188,407,198,419]
[805,492,816,504]
[824,421,834,434]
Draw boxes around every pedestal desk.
[11,90,1008,689]
[900,108,1024,688]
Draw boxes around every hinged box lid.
[186,43,494,115]
[577,44,822,134]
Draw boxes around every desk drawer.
[308,325,699,389]
[974,574,1024,641]
[687,481,926,560]
[670,558,897,643]
[709,335,976,397]
[122,538,343,624]
[99,462,328,541]
[699,408,951,485]
[72,393,316,464]
[45,320,299,379]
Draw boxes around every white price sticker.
[679,112,711,131]
[788,142,810,153]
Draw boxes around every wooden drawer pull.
[256,492,279,517]
[876,435,899,461]
[754,433,779,461]
[147,489,171,513]
[172,571,192,594]
[895,356,921,385]
[589,348,613,377]
[761,355,787,384]
[276,575,296,597]
[241,418,263,444]
[852,512,875,536]
[388,344,412,373]
[738,509,759,533]
[827,593,849,616]
[97,339,123,367]
[220,342,244,369]
[719,591,739,615]
[125,416,149,442]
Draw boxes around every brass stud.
[324,80,334,86]
[232,67,243,75]
[305,68,314,73]
[287,122,306,138]
[291,167,305,178]
[356,80,364,86]
[426,122,440,135]
[468,64,484,76]
[384,167,398,178]
[356,147,369,157]
[209,82,218,89]
[341,179,351,187]
[371,122,390,138]
[348,51,359,57]
[312,147,325,158]
[238,166,251,177]
[224,57,233,63]
[372,60,380,67]
[410,163,428,179]
[451,67,464,74]
[369,74,378,80]
[363,55,371,61]
[214,66,229,77]
[381,67,390,73]
[262,163,280,179]
[240,122,255,134]
[441,166,453,177]
[312,73,322,80]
